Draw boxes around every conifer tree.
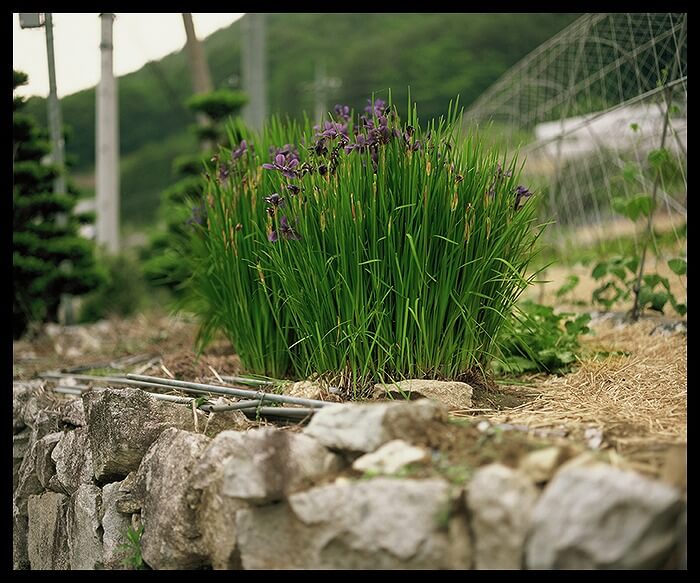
[13,70,103,339]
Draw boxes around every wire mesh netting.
[464,13,687,283]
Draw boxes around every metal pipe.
[199,399,264,412]
[244,407,317,419]
[127,374,331,408]
[219,375,275,387]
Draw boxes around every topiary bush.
[182,97,545,393]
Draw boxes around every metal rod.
[54,386,84,396]
[199,399,264,412]
[127,374,331,408]
[245,407,317,419]
[41,372,279,408]
[219,375,276,387]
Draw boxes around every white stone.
[352,439,428,475]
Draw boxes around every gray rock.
[35,432,62,489]
[67,484,103,569]
[133,427,211,570]
[13,509,30,570]
[187,431,249,569]
[83,387,208,482]
[526,465,684,569]
[101,481,136,569]
[14,441,43,515]
[304,400,447,453]
[466,463,539,569]
[201,407,252,437]
[222,427,341,504]
[519,446,570,485]
[352,439,428,475]
[237,477,471,569]
[21,383,59,429]
[13,379,44,432]
[51,428,94,494]
[59,398,86,427]
[27,491,70,570]
[13,428,32,492]
[115,471,141,514]
[373,379,473,410]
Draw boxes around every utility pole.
[182,13,214,150]
[43,13,66,197]
[242,13,267,131]
[19,13,66,196]
[96,13,120,254]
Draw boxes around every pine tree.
[13,70,103,339]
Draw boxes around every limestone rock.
[32,431,62,490]
[304,400,447,453]
[466,463,539,569]
[115,471,140,515]
[83,387,209,482]
[13,509,30,570]
[101,481,134,569]
[222,427,341,504]
[133,428,211,570]
[59,398,85,427]
[526,465,684,569]
[67,484,103,570]
[236,477,471,569]
[13,379,44,432]
[519,446,571,485]
[13,428,32,492]
[27,491,70,570]
[187,430,250,569]
[50,428,94,494]
[201,407,252,437]
[14,441,43,515]
[352,439,428,475]
[374,378,473,410]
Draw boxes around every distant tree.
[13,70,103,339]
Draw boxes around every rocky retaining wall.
[13,381,686,570]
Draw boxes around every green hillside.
[26,13,579,226]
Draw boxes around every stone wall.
[13,381,687,570]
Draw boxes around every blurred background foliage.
[24,13,579,227]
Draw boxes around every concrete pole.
[314,60,327,123]
[44,13,66,197]
[96,13,120,253]
[242,13,267,131]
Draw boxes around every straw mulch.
[486,317,687,476]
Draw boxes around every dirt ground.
[13,305,686,482]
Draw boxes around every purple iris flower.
[345,134,372,154]
[286,184,301,195]
[268,215,301,242]
[514,185,534,210]
[265,192,284,214]
[334,104,351,122]
[262,153,300,179]
[364,98,387,117]
[231,139,249,161]
[269,144,300,162]
[316,120,349,140]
